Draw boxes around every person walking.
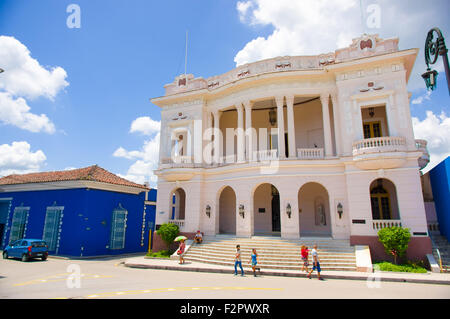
[234,245,245,276]
[177,239,186,264]
[300,245,309,272]
[248,248,259,277]
[307,244,323,280]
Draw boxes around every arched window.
[370,180,391,220]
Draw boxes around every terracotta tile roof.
[0,165,150,190]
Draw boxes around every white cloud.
[0,36,68,100]
[233,0,449,93]
[0,36,68,133]
[237,1,253,22]
[129,116,161,136]
[411,90,432,105]
[234,0,360,66]
[0,141,47,177]
[114,117,161,187]
[0,92,56,133]
[412,111,450,173]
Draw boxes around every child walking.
[177,239,186,264]
[248,248,259,277]
[301,245,309,272]
[234,245,245,276]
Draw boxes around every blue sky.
[0,0,449,186]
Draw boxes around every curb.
[124,262,450,285]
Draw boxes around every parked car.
[2,239,49,262]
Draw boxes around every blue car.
[3,239,49,262]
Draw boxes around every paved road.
[0,256,449,299]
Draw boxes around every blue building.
[0,165,156,257]
[428,156,450,241]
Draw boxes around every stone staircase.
[430,233,450,273]
[183,235,357,271]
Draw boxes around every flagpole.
[185,30,188,79]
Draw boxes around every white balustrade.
[297,148,324,159]
[160,156,197,168]
[168,219,185,230]
[372,219,402,230]
[257,149,278,161]
[352,136,407,155]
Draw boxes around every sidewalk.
[124,256,450,285]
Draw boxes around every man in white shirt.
[307,244,323,280]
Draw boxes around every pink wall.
[350,235,432,262]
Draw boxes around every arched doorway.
[218,186,236,234]
[253,184,281,236]
[170,188,186,220]
[298,182,331,236]
[370,178,400,220]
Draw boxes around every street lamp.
[422,27,450,93]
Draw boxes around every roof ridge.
[0,165,150,190]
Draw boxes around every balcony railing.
[160,156,203,169]
[168,219,185,230]
[257,149,278,161]
[372,219,402,231]
[297,148,324,159]
[353,136,407,156]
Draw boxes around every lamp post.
[422,27,450,93]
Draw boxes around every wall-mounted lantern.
[206,205,211,218]
[239,204,245,219]
[337,203,343,219]
[286,203,292,219]
[368,107,375,117]
[268,108,277,126]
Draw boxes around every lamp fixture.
[337,203,343,219]
[268,108,277,126]
[205,205,211,218]
[286,203,292,219]
[239,204,245,218]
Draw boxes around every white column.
[331,94,341,156]
[186,123,193,158]
[275,96,286,159]
[244,101,254,161]
[286,95,296,158]
[236,103,245,162]
[386,93,398,136]
[213,110,222,164]
[320,93,333,157]
[353,99,364,141]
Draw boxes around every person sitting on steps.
[194,230,203,244]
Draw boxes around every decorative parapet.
[162,34,400,96]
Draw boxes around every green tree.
[156,223,179,251]
[377,226,411,264]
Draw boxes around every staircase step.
[184,257,357,271]
[184,237,358,271]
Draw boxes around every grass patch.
[145,250,172,258]
[373,261,428,273]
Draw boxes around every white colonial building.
[151,34,431,253]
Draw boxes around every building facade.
[151,34,431,258]
[0,165,156,257]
